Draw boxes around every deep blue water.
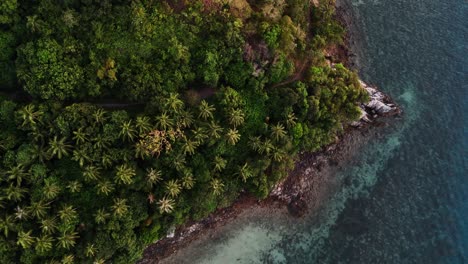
[164,0,468,263]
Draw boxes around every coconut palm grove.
[0,0,368,263]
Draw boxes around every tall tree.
[17,230,35,249]
[210,178,224,196]
[198,100,215,120]
[213,156,227,172]
[226,128,241,145]
[111,198,129,218]
[165,180,181,197]
[57,230,78,249]
[157,197,175,214]
[270,123,287,141]
[155,112,174,130]
[135,116,152,135]
[119,120,137,142]
[48,136,71,159]
[165,93,184,113]
[228,108,245,127]
[17,104,43,129]
[115,164,136,185]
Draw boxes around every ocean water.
[165,0,468,263]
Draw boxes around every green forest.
[0,0,368,263]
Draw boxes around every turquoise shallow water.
[169,0,468,263]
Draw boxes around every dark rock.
[288,195,308,217]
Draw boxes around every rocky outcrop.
[271,81,401,216]
[351,80,400,127]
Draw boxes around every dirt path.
[270,59,311,89]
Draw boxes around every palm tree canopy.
[198,100,215,120]
[48,136,71,159]
[155,112,174,130]
[135,116,152,135]
[270,123,287,141]
[115,164,136,185]
[226,128,241,145]
[111,198,129,217]
[165,180,181,197]
[157,197,175,214]
[228,108,245,127]
[213,156,227,172]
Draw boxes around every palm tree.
[271,147,286,162]
[155,112,174,130]
[182,139,198,155]
[85,243,97,257]
[135,116,152,135]
[94,208,110,224]
[259,139,274,155]
[192,127,208,144]
[249,136,262,153]
[226,128,241,145]
[270,123,287,141]
[207,121,223,139]
[58,205,78,224]
[0,215,15,237]
[14,206,29,220]
[93,134,111,150]
[35,235,53,253]
[62,255,75,264]
[72,128,88,144]
[101,153,113,169]
[119,120,137,142]
[29,130,45,145]
[72,147,91,167]
[115,164,136,185]
[157,197,175,214]
[43,180,60,200]
[83,165,100,182]
[17,230,35,249]
[40,217,57,234]
[181,170,195,189]
[165,180,182,197]
[213,156,227,172]
[171,153,186,172]
[285,112,297,128]
[31,144,49,164]
[66,181,82,193]
[236,163,253,182]
[92,108,107,125]
[177,110,194,129]
[111,198,129,217]
[26,15,40,33]
[228,108,245,127]
[135,141,150,159]
[146,168,162,188]
[28,200,50,219]
[18,104,43,128]
[210,178,224,196]
[6,184,27,201]
[57,230,78,249]
[165,92,184,113]
[96,180,114,196]
[48,136,71,159]
[198,100,215,120]
[93,258,106,264]
[7,165,28,185]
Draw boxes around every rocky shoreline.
[138,3,402,263]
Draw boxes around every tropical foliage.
[0,0,367,263]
